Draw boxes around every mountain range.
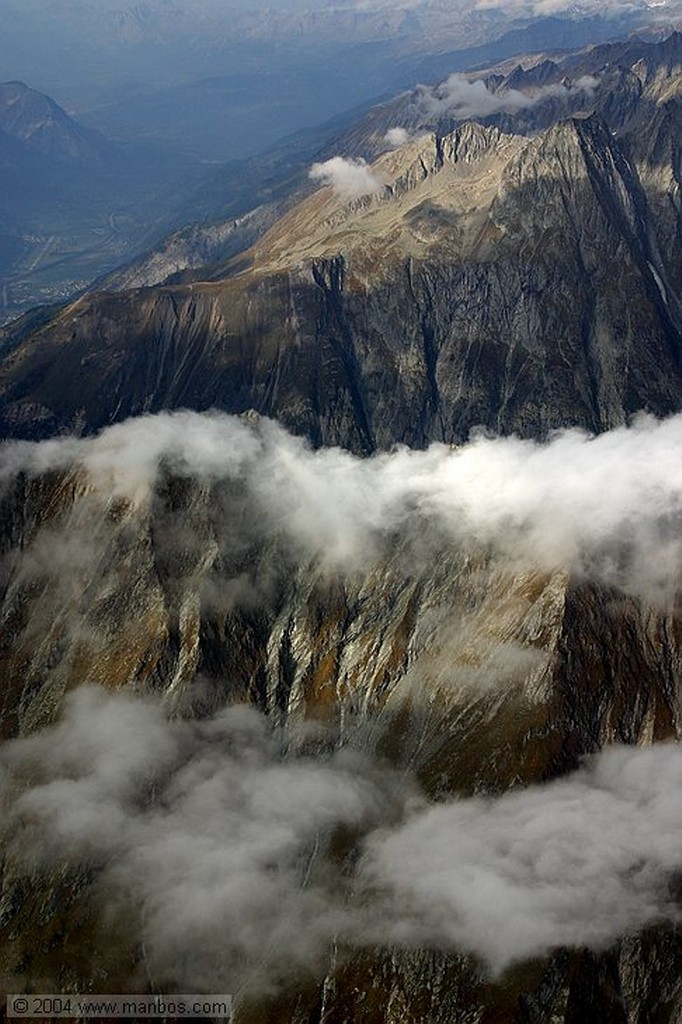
[0,79,208,326]
[3,2,678,324]
[1,23,682,1024]
[3,33,682,445]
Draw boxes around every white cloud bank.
[473,0,662,13]
[4,410,682,989]
[364,741,682,971]
[3,408,682,599]
[0,688,399,994]
[309,156,383,197]
[2,686,682,993]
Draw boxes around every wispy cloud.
[414,73,600,120]
[309,156,383,198]
[384,126,413,147]
[474,0,664,14]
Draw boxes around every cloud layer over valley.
[1,686,682,993]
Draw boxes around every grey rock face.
[95,204,280,293]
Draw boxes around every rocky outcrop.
[94,204,280,293]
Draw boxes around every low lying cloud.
[0,687,418,995]
[414,73,599,120]
[3,409,682,600]
[365,742,682,971]
[384,125,412,147]
[309,155,383,198]
[2,686,682,994]
[0,688,404,994]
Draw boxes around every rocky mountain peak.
[439,120,508,165]
[649,29,682,70]
[3,28,682,1023]
[0,80,60,139]
[267,112,633,271]
[621,30,682,100]
[3,35,682,452]
[497,111,620,196]
[492,111,655,267]
[0,79,108,162]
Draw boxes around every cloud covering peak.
[3,410,682,993]
[413,72,599,119]
[4,408,682,599]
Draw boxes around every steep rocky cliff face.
[2,439,679,773]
